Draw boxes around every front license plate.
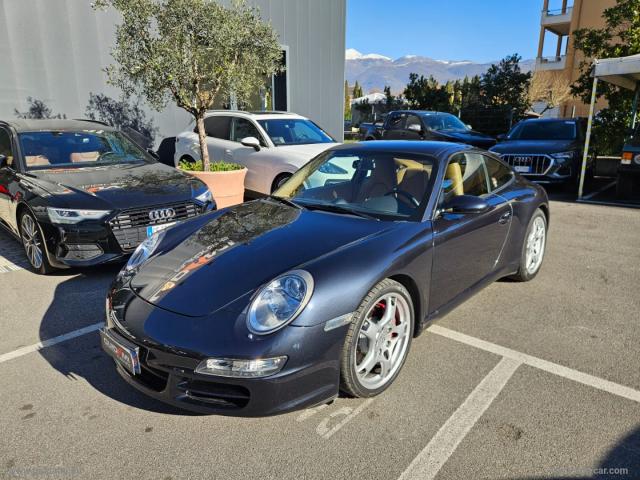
[146,221,176,238]
[100,328,141,375]
[514,165,532,173]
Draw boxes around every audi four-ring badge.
[0,119,215,274]
[102,140,549,416]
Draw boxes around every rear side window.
[200,116,231,140]
[484,155,514,192]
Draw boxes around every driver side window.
[231,118,265,145]
[387,113,405,131]
[441,153,490,202]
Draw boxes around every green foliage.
[93,0,282,169]
[14,97,66,119]
[352,81,364,99]
[572,0,640,155]
[179,159,244,172]
[344,80,352,121]
[480,54,531,118]
[404,74,451,111]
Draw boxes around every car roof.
[2,119,116,133]
[329,140,471,158]
[204,110,307,121]
[391,110,457,117]
[518,117,582,124]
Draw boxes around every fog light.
[195,356,287,378]
[63,244,103,260]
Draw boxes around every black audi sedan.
[101,141,549,416]
[0,120,214,274]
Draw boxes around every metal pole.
[631,83,640,130]
[578,74,598,199]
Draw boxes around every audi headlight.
[125,230,165,272]
[195,189,213,205]
[247,270,314,335]
[47,207,110,224]
[550,151,574,163]
[635,154,640,165]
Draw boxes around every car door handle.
[498,212,511,225]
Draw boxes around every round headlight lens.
[125,230,166,272]
[247,270,314,335]
[634,154,640,165]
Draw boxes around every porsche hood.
[129,200,392,317]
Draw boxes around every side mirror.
[146,148,160,160]
[241,136,261,151]
[496,134,507,142]
[441,195,490,215]
[407,124,422,133]
[466,124,473,130]
[0,154,7,168]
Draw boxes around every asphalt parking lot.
[1,198,639,480]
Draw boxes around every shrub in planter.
[179,160,247,209]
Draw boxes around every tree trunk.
[195,114,210,171]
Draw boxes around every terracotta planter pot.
[182,168,247,209]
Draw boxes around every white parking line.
[316,398,375,439]
[399,357,521,480]
[429,325,640,404]
[0,323,102,364]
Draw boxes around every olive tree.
[93,0,282,171]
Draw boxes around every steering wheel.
[385,188,419,207]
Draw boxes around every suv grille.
[109,201,199,251]
[499,154,553,175]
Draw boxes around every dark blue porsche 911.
[101,141,549,416]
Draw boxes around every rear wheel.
[340,279,414,397]
[271,173,292,193]
[510,209,547,282]
[20,211,53,274]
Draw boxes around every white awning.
[594,54,640,91]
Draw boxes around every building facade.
[536,0,616,117]
[0,0,346,144]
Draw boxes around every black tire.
[19,210,54,275]
[340,279,414,398]
[616,174,634,200]
[509,208,547,282]
[271,173,292,193]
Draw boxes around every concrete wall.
[0,0,346,143]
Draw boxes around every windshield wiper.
[267,195,303,210]
[300,202,379,220]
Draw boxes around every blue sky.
[346,0,543,63]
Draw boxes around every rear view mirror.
[241,136,261,151]
[441,195,490,215]
[0,154,7,168]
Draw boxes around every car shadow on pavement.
[37,265,200,416]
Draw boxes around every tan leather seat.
[445,162,464,196]
[70,151,100,163]
[398,168,429,201]
[357,159,397,201]
[25,155,51,167]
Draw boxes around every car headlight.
[247,270,314,335]
[125,230,166,272]
[550,151,574,162]
[635,154,640,165]
[194,189,213,205]
[47,207,110,224]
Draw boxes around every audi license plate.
[514,165,532,173]
[100,328,141,375]
[146,222,176,238]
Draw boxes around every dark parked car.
[0,119,215,274]
[362,111,496,149]
[489,117,593,187]
[101,140,549,416]
[618,123,640,199]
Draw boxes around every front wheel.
[20,211,54,274]
[510,209,547,282]
[340,279,414,398]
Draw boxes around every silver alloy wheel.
[525,216,546,275]
[354,293,411,390]
[21,214,43,269]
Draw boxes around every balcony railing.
[536,55,567,71]
[544,6,573,17]
[541,6,573,35]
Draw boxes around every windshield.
[19,130,150,170]
[422,113,468,131]
[509,121,577,140]
[273,150,435,220]
[629,123,640,147]
[257,119,335,146]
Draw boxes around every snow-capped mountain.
[346,50,534,94]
